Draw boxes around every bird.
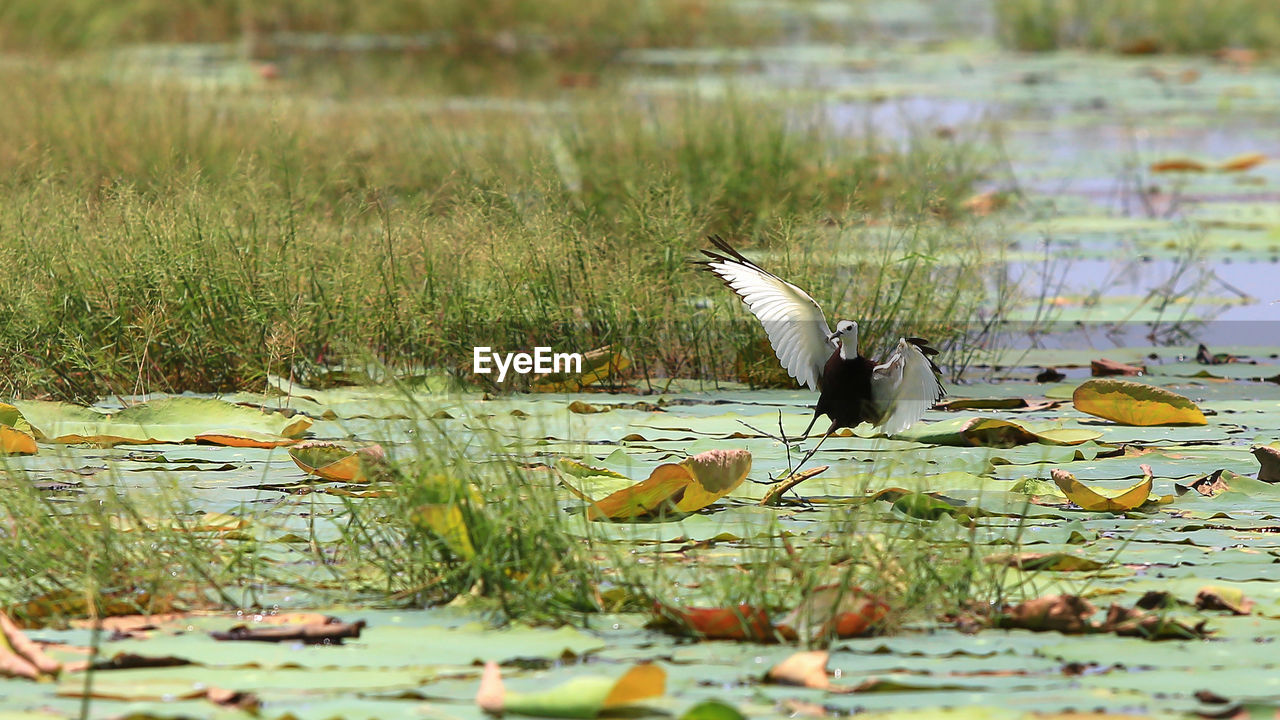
[700,235,945,473]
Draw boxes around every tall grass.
[0,469,265,625]
[287,408,1032,629]
[0,0,773,57]
[995,0,1280,53]
[0,432,602,625]
[313,423,606,620]
[0,65,992,400]
[612,458,1037,640]
[0,418,1029,630]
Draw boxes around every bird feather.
[871,338,946,434]
[700,236,834,392]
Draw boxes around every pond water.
[625,29,1280,343]
[6,3,1280,719]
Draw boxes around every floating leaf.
[1219,152,1266,172]
[586,464,691,519]
[205,687,260,711]
[183,512,249,533]
[984,552,1106,572]
[555,459,629,480]
[1254,445,1280,482]
[211,618,365,643]
[766,651,849,692]
[192,430,297,448]
[1091,358,1145,376]
[0,426,36,455]
[1051,467,1154,512]
[1010,477,1069,502]
[891,492,964,520]
[289,441,389,483]
[0,613,61,679]
[1149,158,1207,173]
[531,346,631,392]
[12,398,311,446]
[679,701,746,720]
[1196,586,1254,615]
[0,403,37,455]
[1072,379,1207,426]
[1103,603,1208,640]
[476,661,664,718]
[774,585,889,641]
[651,603,773,641]
[995,594,1097,634]
[1175,468,1241,496]
[570,449,751,520]
[674,449,752,511]
[894,417,1099,447]
[654,584,886,643]
[567,401,606,414]
[107,511,249,534]
[936,397,1057,411]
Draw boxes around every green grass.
[0,5,1008,633]
[0,0,778,57]
[624,510,1015,640]
[0,471,265,625]
[317,425,606,620]
[0,63,992,401]
[0,414,604,625]
[0,421,1029,634]
[995,0,1280,53]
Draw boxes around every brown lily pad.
[210,618,365,644]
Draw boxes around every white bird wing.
[871,338,946,435]
[702,238,834,392]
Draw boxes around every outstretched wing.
[871,338,946,434]
[701,236,834,392]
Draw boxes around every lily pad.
[1073,379,1207,426]
[11,398,311,446]
[894,417,1100,447]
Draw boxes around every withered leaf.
[1091,358,1145,376]
[211,619,365,644]
[1104,604,1207,639]
[766,651,850,693]
[1196,586,1255,615]
[997,594,1097,634]
[1253,445,1280,483]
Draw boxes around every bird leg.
[799,409,821,439]
[777,411,793,471]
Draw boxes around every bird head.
[828,320,858,354]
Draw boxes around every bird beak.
[827,331,838,342]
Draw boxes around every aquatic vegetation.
[0,63,990,400]
[0,0,778,57]
[4,0,1280,716]
[996,0,1280,53]
[1,345,1279,714]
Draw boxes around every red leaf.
[651,602,773,641]
[775,585,889,641]
[1091,358,1145,377]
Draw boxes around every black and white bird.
[701,236,945,469]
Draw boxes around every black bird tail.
[906,337,945,379]
[698,235,781,275]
